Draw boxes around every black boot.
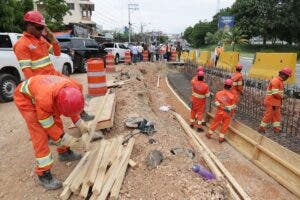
[38,170,62,190]
[58,148,81,162]
[80,110,95,121]
[201,121,206,126]
[197,128,204,132]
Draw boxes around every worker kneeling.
[14,75,89,190]
[190,71,210,132]
[206,79,237,143]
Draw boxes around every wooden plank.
[95,93,116,130]
[60,186,72,200]
[97,139,135,200]
[128,159,138,169]
[79,184,90,198]
[172,111,248,200]
[63,151,91,187]
[157,75,160,88]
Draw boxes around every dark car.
[57,37,107,72]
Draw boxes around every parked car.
[0,33,74,102]
[57,37,107,72]
[101,42,129,64]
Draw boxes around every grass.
[197,44,300,63]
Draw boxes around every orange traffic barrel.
[171,50,177,61]
[125,50,131,64]
[87,58,107,96]
[142,50,149,62]
[105,51,115,72]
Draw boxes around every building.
[34,0,97,34]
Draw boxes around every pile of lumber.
[60,136,135,200]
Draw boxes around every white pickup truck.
[0,33,74,102]
[101,42,129,64]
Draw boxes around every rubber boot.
[197,127,204,132]
[206,133,212,139]
[190,124,194,128]
[273,127,281,134]
[258,127,266,135]
[80,110,95,122]
[38,170,62,190]
[58,148,81,162]
[218,137,225,144]
[201,121,206,126]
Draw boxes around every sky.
[91,0,235,34]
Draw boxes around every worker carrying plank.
[231,63,244,102]
[14,10,63,79]
[190,71,211,132]
[207,79,237,143]
[259,67,293,134]
[14,75,90,190]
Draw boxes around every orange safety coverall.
[259,76,283,132]
[231,72,243,95]
[14,32,62,79]
[14,75,82,175]
[190,79,210,128]
[209,89,237,138]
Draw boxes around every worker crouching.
[259,67,293,134]
[190,71,210,132]
[14,75,89,190]
[206,79,237,143]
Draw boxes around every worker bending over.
[14,10,62,79]
[259,67,293,134]
[14,75,89,190]
[191,66,205,84]
[190,71,210,132]
[207,79,237,143]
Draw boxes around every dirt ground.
[0,62,298,200]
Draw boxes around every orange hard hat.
[224,79,233,86]
[23,10,46,26]
[236,63,243,70]
[280,67,292,77]
[56,87,84,117]
[197,71,205,77]
[197,66,204,72]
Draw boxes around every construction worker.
[231,63,244,101]
[14,75,90,190]
[191,66,205,84]
[214,42,224,66]
[259,67,293,134]
[206,79,237,143]
[14,10,62,79]
[190,71,211,132]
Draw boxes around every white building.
[34,0,96,27]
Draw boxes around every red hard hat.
[197,66,204,72]
[56,87,84,117]
[197,71,205,77]
[236,63,243,70]
[224,79,233,86]
[23,10,46,26]
[280,67,292,77]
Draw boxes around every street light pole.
[128,3,139,43]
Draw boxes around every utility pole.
[128,3,139,43]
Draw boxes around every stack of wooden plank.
[60,136,135,200]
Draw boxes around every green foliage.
[113,32,128,42]
[223,27,248,51]
[37,0,70,31]
[0,0,21,32]
[157,35,169,44]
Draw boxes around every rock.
[170,147,195,159]
[125,114,144,128]
[146,150,164,170]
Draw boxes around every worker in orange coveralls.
[14,10,63,79]
[190,71,211,132]
[14,75,90,190]
[191,66,205,84]
[259,67,293,134]
[206,79,237,143]
[231,63,244,102]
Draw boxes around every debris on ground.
[159,105,171,112]
[146,150,164,170]
[170,147,195,159]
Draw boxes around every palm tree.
[223,28,248,51]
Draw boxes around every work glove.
[61,133,74,147]
[188,102,193,109]
[75,119,89,134]
[224,107,231,113]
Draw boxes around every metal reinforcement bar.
[165,76,300,198]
